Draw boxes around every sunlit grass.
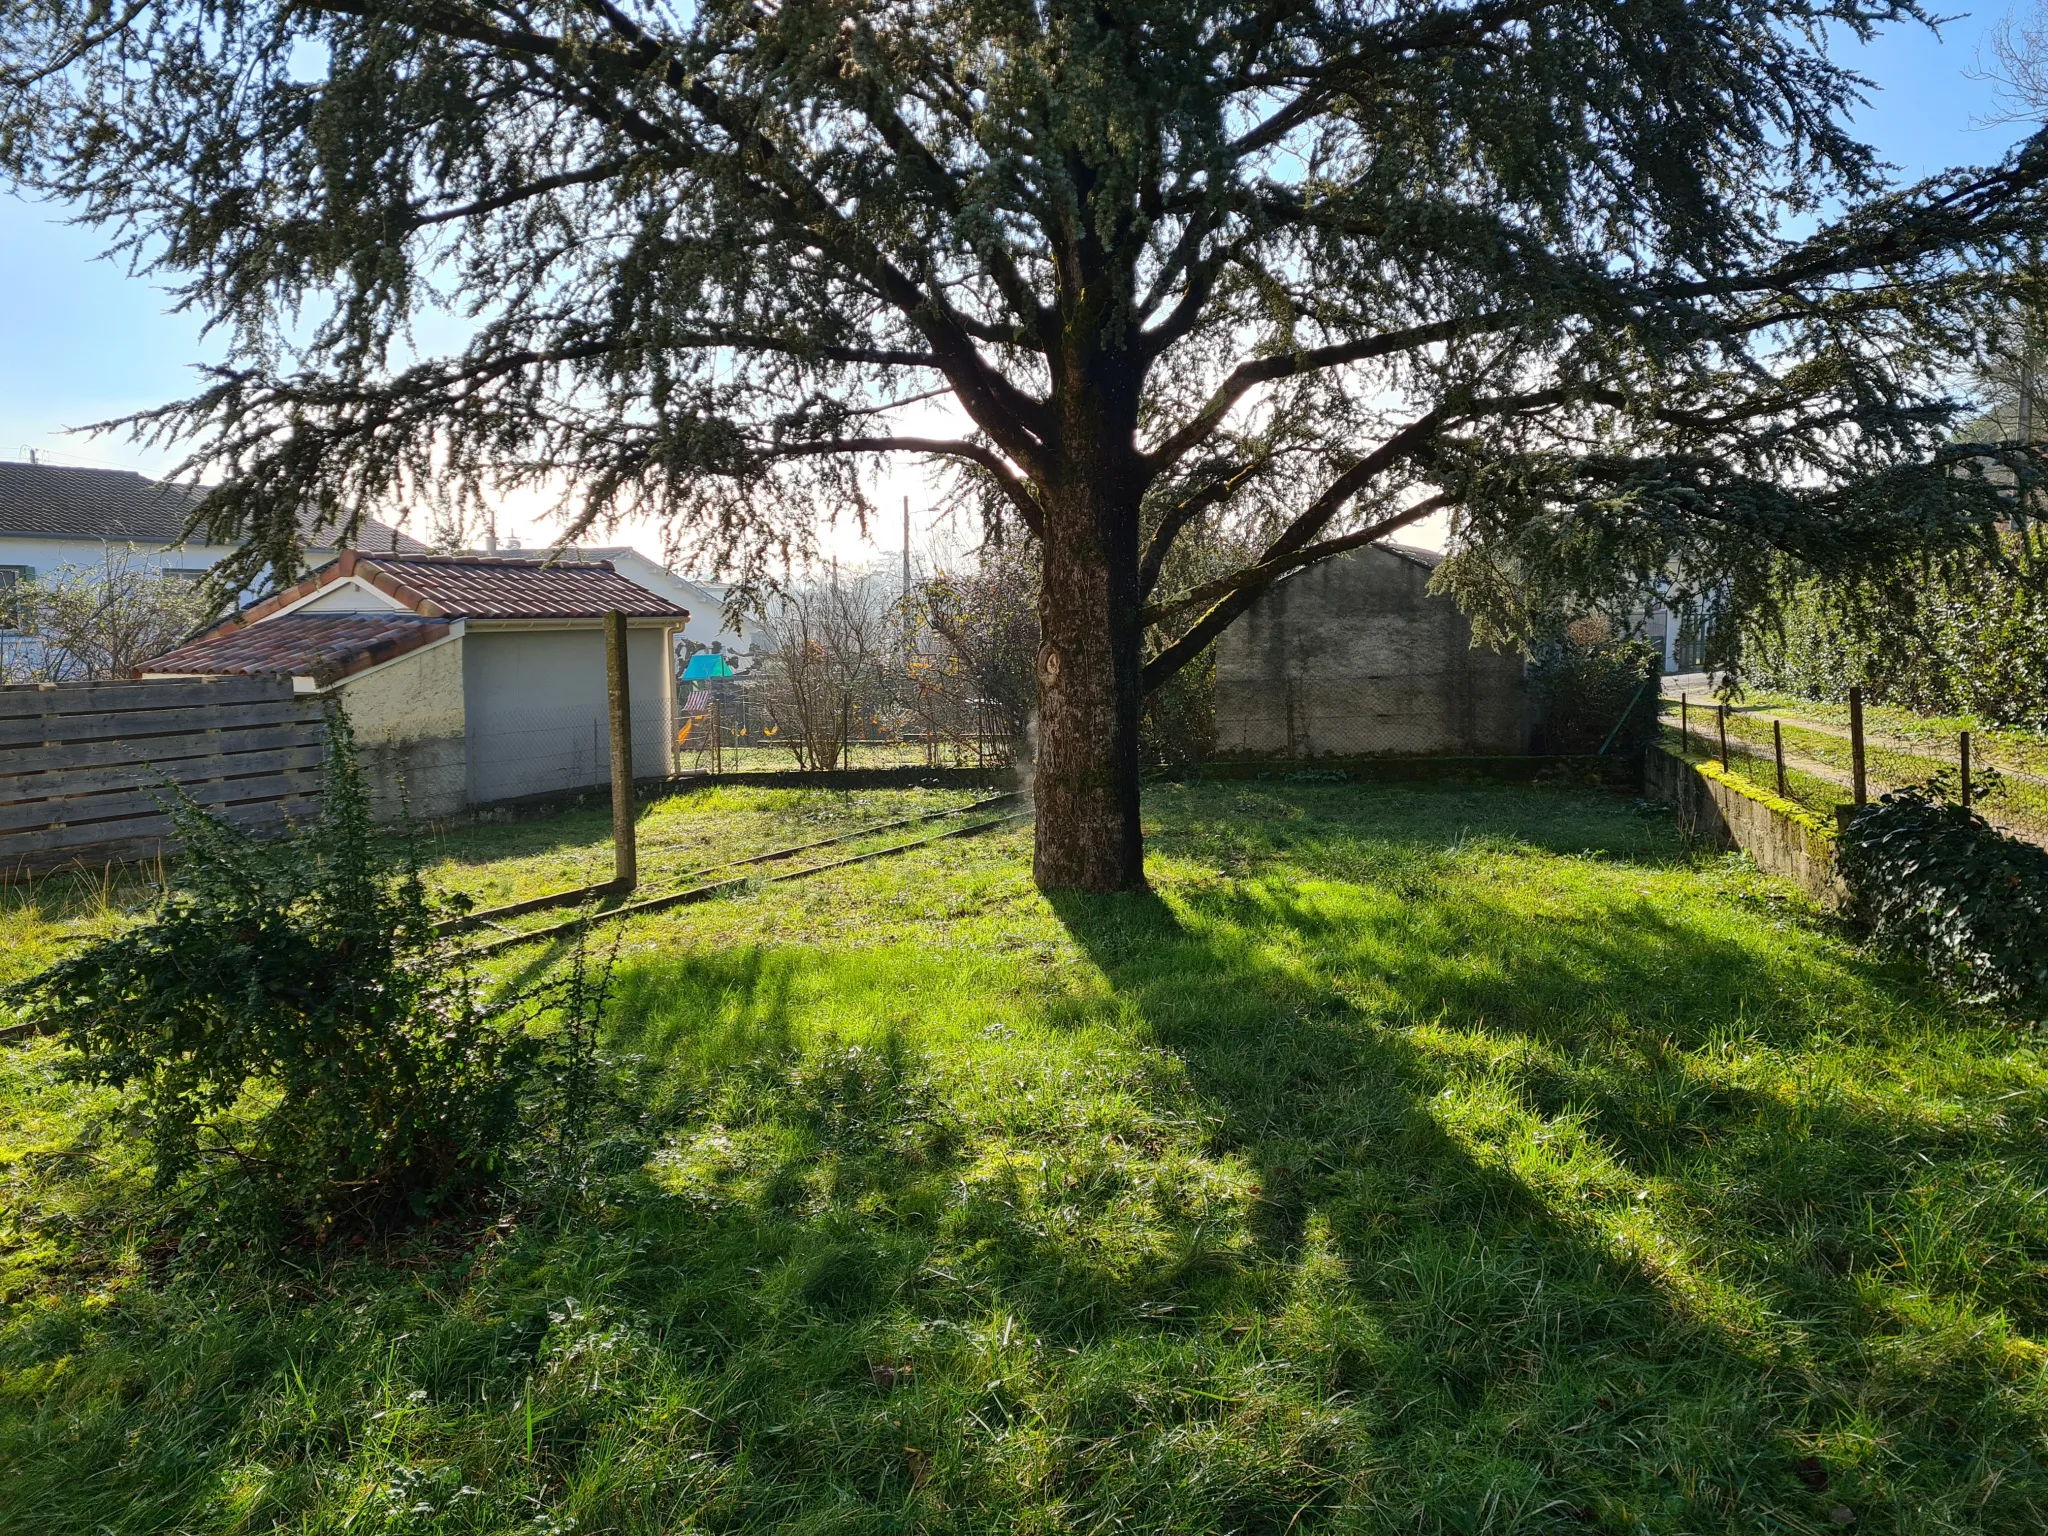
[4,780,2045,1533]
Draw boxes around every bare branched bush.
[912,545,1039,764]
[753,573,897,770]
[1,548,220,682]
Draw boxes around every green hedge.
[1528,636,1661,756]
[1744,533,2048,730]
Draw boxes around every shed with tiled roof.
[140,550,690,819]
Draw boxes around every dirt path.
[1726,705,2048,789]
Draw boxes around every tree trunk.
[1033,473,1146,892]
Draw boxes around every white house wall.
[333,636,468,821]
[0,535,237,578]
[462,627,674,805]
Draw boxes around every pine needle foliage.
[6,0,2048,885]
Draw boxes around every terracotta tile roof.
[0,460,429,553]
[238,551,692,625]
[142,614,451,684]
[368,555,690,619]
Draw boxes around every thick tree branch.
[1141,313,1514,474]
[1144,493,1454,625]
[1140,410,1451,690]
[1137,462,1260,598]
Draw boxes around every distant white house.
[0,457,425,585]
[529,545,757,666]
[0,457,427,667]
[141,551,689,820]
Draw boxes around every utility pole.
[902,495,914,659]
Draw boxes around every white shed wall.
[462,627,673,805]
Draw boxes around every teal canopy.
[682,653,735,680]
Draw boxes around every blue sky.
[0,8,2036,556]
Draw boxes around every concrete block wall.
[1213,544,1528,758]
[334,636,468,822]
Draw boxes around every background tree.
[4,0,2045,888]
[754,572,896,770]
[917,543,1041,761]
[0,550,218,683]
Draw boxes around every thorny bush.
[9,710,616,1227]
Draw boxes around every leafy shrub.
[1528,634,1661,756]
[10,711,538,1223]
[1743,532,2048,730]
[1837,782,2048,1007]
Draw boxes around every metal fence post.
[1961,729,1972,810]
[605,609,637,890]
[1717,703,1728,768]
[1773,718,1787,799]
[1680,693,1689,755]
[1848,685,1867,806]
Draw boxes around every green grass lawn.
[5,780,2047,1534]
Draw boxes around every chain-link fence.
[669,681,1017,775]
[1659,689,2048,848]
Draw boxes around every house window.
[0,566,33,634]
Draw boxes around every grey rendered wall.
[463,627,673,805]
[1213,547,1527,757]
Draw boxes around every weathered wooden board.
[0,697,323,750]
[0,795,324,875]
[0,766,325,834]
[0,676,329,880]
[0,676,291,719]
[0,721,328,778]
[0,743,327,805]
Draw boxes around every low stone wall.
[1643,746,1844,905]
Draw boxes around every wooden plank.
[0,792,322,859]
[0,698,323,749]
[0,766,326,834]
[0,797,323,878]
[0,743,328,807]
[0,720,328,778]
[1,834,185,881]
[0,676,295,720]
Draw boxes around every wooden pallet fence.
[0,677,327,879]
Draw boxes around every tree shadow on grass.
[8,785,2047,1536]
[1047,867,2048,1530]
